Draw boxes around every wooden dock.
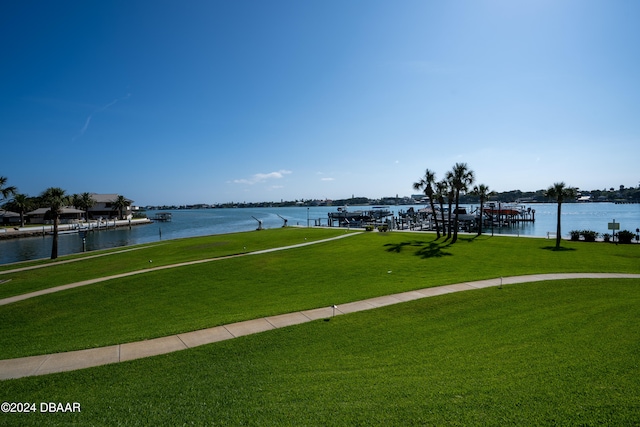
[483,204,535,226]
[327,207,392,227]
[151,212,172,222]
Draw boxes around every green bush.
[617,230,635,244]
[580,230,599,242]
[364,225,375,232]
[569,230,581,241]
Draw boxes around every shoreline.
[0,218,152,240]
[1,203,637,264]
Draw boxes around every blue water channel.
[1,203,638,265]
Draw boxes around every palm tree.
[545,182,577,249]
[443,173,456,240]
[111,195,130,220]
[9,193,31,227]
[77,192,96,222]
[413,169,440,239]
[449,163,475,243]
[446,180,455,240]
[0,176,17,201]
[435,180,448,237]
[41,187,69,260]
[470,184,491,235]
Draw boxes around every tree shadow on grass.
[416,242,453,259]
[541,246,577,252]
[384,241,421,253]
[384,240,452,259]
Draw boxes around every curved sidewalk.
[0,232,361,306]
[1,272,639,380]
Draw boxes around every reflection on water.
[11,236,46,261]
[1,203,638,265]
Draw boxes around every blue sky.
[2,0,639,205]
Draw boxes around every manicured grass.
[0,227,350,298]
[2,279,639,425]
[0,232,638,359]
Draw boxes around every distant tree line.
[207,186,639,209]
[461,186,640,204]
[151,185,639,211]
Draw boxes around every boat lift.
[251,216,263,230]
[277,214,288,227]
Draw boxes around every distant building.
[87,194,134,220]
[26,207,85,224]
[0,209,20,225]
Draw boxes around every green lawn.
[0,231,638,359]
[1,229,639,425]
[2,278,639,426]
[0,227,350,298]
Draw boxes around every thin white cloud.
[233,169,292,185]
[320,177,335,181]
[73,93,131,141]
[79,116,91,135]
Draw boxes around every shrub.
[617,230,635,244]
[603,233,612,243]
[580,230,599,242]
[569,230,581,241]
[364,225,375,232]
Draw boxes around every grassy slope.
[0,227,350,298]
[2,278,639,426]
[0,231,638,359]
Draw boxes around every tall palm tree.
[449,163,475,243]
[471,184,491,235]
[443,172,456,240]
[111,195,130,220]
[41,187,69,260]
[412,169,440,239]
[10,193,31,227]
[77,192,96,222]
[447,180,455,240]
[0,176,17,201]
[435,180,448,237]
[545,182,577,249]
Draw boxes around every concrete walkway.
[0,232,360,306]
[0,218,152,238]
[1,272,639,380]
[0,244,166,275]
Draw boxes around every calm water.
[1,203,638,265]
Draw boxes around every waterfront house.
[0,210,20,225]
[26,207,85,224]
[87,194,134,220]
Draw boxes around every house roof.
[90,193,133,203]
[0,209,20,218]
[27,207,86,215]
